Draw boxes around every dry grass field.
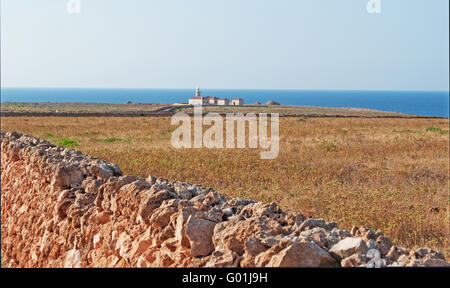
[1,102,168,113]
[2,102,416,117]
[177,104,409,117]
[1,116,449,256]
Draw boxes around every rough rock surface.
[1,131,448,267]
[329,237,368,259]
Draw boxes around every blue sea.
[1,88,449,117]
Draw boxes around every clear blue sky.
[1,0,449,90]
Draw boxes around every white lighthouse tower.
[189,86,205,105]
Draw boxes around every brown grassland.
[1,116,449,257]
[1,102,167,113]
[177,104,408,117]
[2,102,416,117]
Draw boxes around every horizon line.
[1,87,449,93]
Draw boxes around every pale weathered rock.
[64,249,81,268]
[54,165,84,188]
[330,228,352,240]
[149,206,178,228]
[296,218,333,232]
[203,191,223,207]
[205,248,241,267]
[185,215,216,257]
[93,233,103,249]
[341,253,367,267]
[213,216,283,255]
[138,189,176,224]
[116,232,132,259]
[175,207,199,247]
[385,246,408,262]
[330,237,368,259]
[239,202,282,219]
[89,164,115,180]
[396,254,411,266]
[267,241,337,267]
[254,240,294,267]
[244,237,269,256]
[146,175,156,184]
[299,227,338,249]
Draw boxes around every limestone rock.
[175,207,200,247]
[185,216,216,257]
[267,241,337,267]
[138,189,177,224]
[422,258,449,267]
[64,249,81,268]
[205,248,241,267]
[149,206,178,228]
[341,253,367,267]
[213,216,283,255]
[330,237,368,259]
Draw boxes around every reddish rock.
[341,253,368,267]
[175,207,200,248]
[213,216,283,255]
[329,237,368,259]
[205,248,242,267]
[266,241,337,267]
[185,215,216,257]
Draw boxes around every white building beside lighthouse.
[188,87,244,106]
[231,98,244,106]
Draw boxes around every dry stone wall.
[1,131,448,267]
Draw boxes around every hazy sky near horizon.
[1,0,449,90]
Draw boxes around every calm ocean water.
[1,88,449,117]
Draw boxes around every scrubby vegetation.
[426,127,449,134]
[54,138,79,148]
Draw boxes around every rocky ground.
[1,131,448,267]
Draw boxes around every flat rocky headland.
[1,102,444,118]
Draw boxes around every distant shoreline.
[1,113,444,119]
[1,88,448,117]
[0,102,447,119]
